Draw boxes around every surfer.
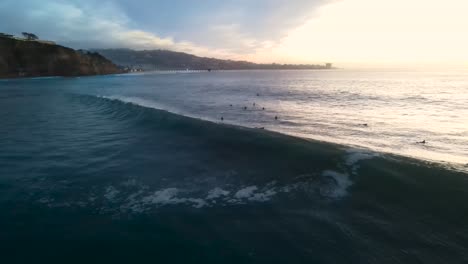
[275,116,278,120]
[418,140,426,144]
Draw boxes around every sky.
[1,0,468,67]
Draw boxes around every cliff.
[94,48,333,71]
[0,37,123,78]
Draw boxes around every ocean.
[0,70,467,263]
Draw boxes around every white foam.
[104,186,120,201]
[126,185,280,210]
[140,188,209,208]
[120,190,146,213]
[321,170,353,198]
[206,187,230,199]
[248,189,277,202]
[186,198,208,208]
[346,149,379,166]
[345,149,379,174]
[141,188,184,205]
[234,186,258,199]
[229,186,279,203]
[106,174,356,214]
[280,186,292,193]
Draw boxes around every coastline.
[0,36,123,79]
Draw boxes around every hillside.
[0,37,123,78]
[95,48,332,71]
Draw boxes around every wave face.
[0,73,468,263]
[72,69,468,167]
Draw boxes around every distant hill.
[94,48,333,71]
[0,36,123,79]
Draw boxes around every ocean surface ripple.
[0,70,467,263]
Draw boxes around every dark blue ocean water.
[0,71,467,263]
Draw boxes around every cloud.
[0,0,330,59]
[140,0,332,47]
[1,1,128,47]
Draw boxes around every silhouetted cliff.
[0,37,123,78]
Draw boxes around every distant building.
[325,63,332,69]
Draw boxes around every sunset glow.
[252,0,468,66]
